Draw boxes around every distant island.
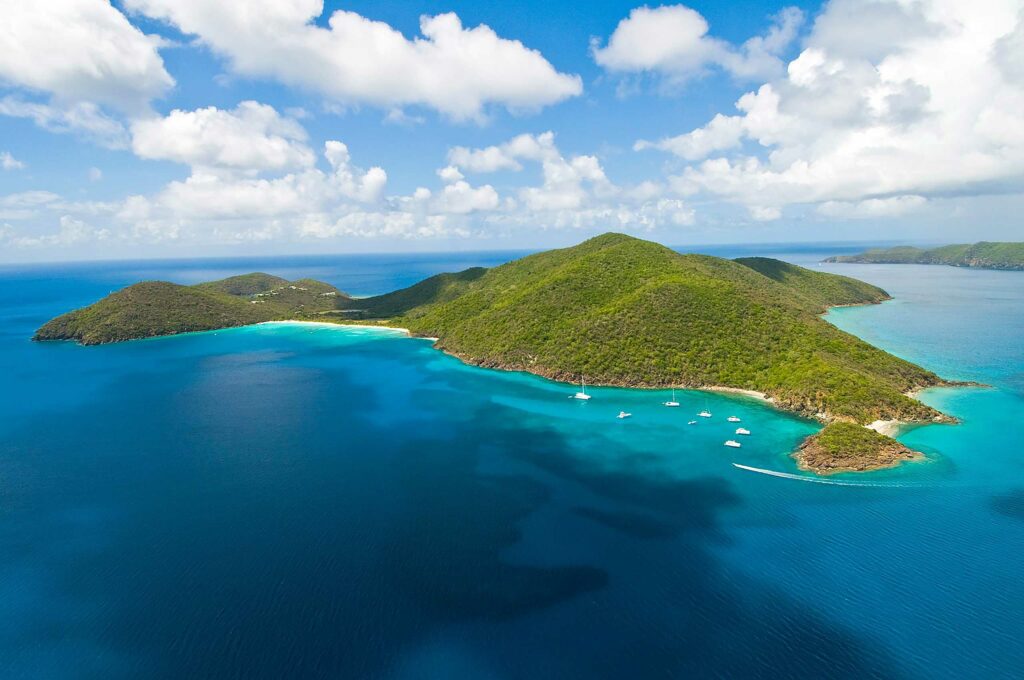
[824,241,1024,271]
[35,233,962,475]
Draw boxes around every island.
[35,233,960,475]
[824,241,1024,271]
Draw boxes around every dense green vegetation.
[193,272,288,296]
[350,267,486,318]
[795,422,920,474]
[825,242,1024,270]
[34,276,350,345]
[378,233,945,424]
[36,232,956,473]
[735,257,890,309]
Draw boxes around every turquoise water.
[0,252,1022,678]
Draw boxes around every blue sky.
[1,0,1022,262]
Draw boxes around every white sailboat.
[727,416,741,422]
[698,399,712,418]
[572,378,591,400]
[736,427,751,436]
[724,440,742,448]
[664,388,680,407]
[617,411,632,419]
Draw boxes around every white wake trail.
[731,463,913,487]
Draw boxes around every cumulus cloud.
[131,102,315,173]
[448,131,694,231]
[1,151,25,170]
[447,132,558,172]
[434,181,500,214]
[635,113,744,160]
[592,5,803,85]
[123,0,581,120]
[0,0,172,112]
[650,0,1024,219]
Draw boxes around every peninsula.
[36,233,957,475]
[824,241,1024,271]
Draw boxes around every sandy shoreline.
[865,419,905,437]
[702,386,773,403]
[257,320,414,335]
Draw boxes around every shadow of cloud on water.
[0,349,607,679]
[991,489,1024,520]
[0,338,909,679]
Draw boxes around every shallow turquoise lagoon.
[0,252,1021,678]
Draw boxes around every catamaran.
[724,440,741,448]
[727,416,741,422]
[617,411,632,419]
[572,379,591,400]
[698,410,712,418]
[664,388,680,407]
[736,427,751,436]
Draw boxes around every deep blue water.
[1,247,1022,679]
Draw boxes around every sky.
[0,0,1022,262]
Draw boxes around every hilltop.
[34,274,350,345]
[824,242,1024,271]
[373,234,944,426]
[35,233,957,474]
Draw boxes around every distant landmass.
[824,241,1024,271]
[36,233,961,474]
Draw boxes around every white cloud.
[324,141,387,203]
[88,167,103,181]
[437,165,465,183]
[0,97,129,148]
[0,0,172,113]
[450,132,695,231]
[1,151,25,170]
[592,5,803,85]
[123,0,581,120]
[434,181,500,214]
[299,212,465,240]
[447,132,558,172]
[818,195,928,219]
[635,113,744,160]
[0,191,61,220]
[131,102,315,173]
[748,206,782,222]
[654,0,1024,216]
[3,215,110,248]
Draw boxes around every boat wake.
[731,463,914,487]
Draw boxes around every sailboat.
[727,416,741,422]
[698,399,712,418]
[664,388,680,407]
[724,440,742,448]
[572,378,591,400]
[735,427,751,436]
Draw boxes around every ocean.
[1,245,1021,678]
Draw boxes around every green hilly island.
[824,241,1024,271]
[33,273,351,345]
[35,233,959,474]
